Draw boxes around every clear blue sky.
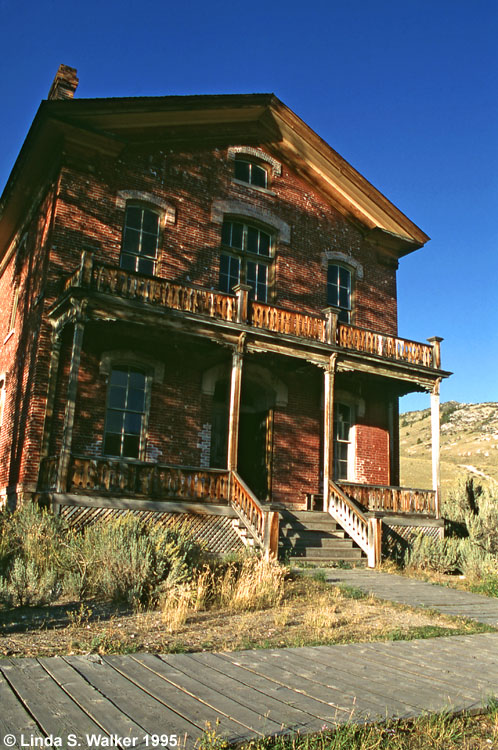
[1,0,497,412]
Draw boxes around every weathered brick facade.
[0,66,447,541]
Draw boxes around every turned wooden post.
[431,378,442,518]
[227,334,245,472]
[322,353,337,511]
[57,316,85,492]
[322,306,341,345]
[77,249,94,287]
[368,515,383,568]
[233,283,252,324]
[427,336,443,370]
[40,325,64,461]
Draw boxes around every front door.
[238,408,273,500]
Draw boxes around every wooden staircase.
[279,510,366,564]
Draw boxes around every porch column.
[322,353,337,511]
[227,334,245,472]
[40,324,63,460]
[431,378,442,518]
[56,314,85,492]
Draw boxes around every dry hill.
[399,401,498,495]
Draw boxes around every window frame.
[219,218,275,302]
[103,365,152,461]
[120,204,161,276]
[233,158,269,190]
[327,263,353,324]
[333,402,355,481]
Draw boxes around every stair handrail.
[328,479,381,568]
[230,470,279,559]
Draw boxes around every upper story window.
[219,220,273,302]
[103,366,148,459]
[120,206,160,275]
[327,264,352,324]
[234,158,268,189]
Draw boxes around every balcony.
[59,254,442,371]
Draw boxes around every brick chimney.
[47,65,79,101]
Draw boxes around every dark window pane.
[141,233,157,257]
[123,434,140,458]
[339,267,351,287]
[104,433,121,456]
[258,231,270,256]
[230,222,244,249]
[247,227,259,254]
[138,258,154,275]
[123,228,140,253]
[142,210,159,234]
[339,287,350,309]
[120,253,136,271]
[106,410,124,433]
[124,412,142,434]
[234,160,250,182]
[251,164,267,188]
[221,222,232,246]
[110,369,128,386]
[246,261,256,290]
[129,370,146,389]
[338,308,350,324]
[109,386,127,409]
[219,254,229,275]
[128,388,145,412]
[125,206,142,230]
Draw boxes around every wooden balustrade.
[339,482,436,515]
[328,479,371,559]
[66,456,229,502]
[338,324,433,368]
[251,302,326,342]
[230,470,279,559]
[60,255,439,369]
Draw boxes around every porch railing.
[339,482,436,515]
[40,455,230,503]
[61,254,441,371]
[328,480,381,568]
[230,471,279,559]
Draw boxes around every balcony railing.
[61,254,440,370]
[339,482,436,516]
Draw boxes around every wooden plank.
[0,670,43,745]
[102,654,250,743]
[1,658,104,740]
[222,649,417,718]
[184,652,332,731]
[39,657,150,749]
[65,655,203,743]
[133,653,284,736]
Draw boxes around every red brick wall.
[355,399,390,485]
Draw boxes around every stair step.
[280,539,357,551]
[288,547,364,560]
[278,508,366,564]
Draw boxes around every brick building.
[0,66,450,564]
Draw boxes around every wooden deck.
[2,633,498,748]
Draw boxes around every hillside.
[399,401,498,494]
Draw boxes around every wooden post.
[322,354,337,511]
[233,283,252,324]
[56,317,85,492]
[227,334,245,472]
[367,516,383,568]
[322,306,340,345]
[427,336,443,370]
[263,510,279,560]
[431,378,442,518]
[77,249,94,287]
[40,325,63,460]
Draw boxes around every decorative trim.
[211,200,291,244]
[228,147,282,176]
[322,251,363,280]
[99,350,164,384]
[201,362,288,407]
[116,190,176,225]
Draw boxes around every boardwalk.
[2,632,498,748]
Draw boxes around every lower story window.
[219,253,269,301]
[104,367,147,459]
[334,403,352,480]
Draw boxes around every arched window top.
[211,200,290,244]
[116,190,176,225]
[99,350,164,384]
[322,250,363,280]
[228,147,282,177]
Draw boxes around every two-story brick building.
[0,66,450,564]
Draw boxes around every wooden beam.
[56,318,85,492]
[431,378,442,518]
[227,335,245,471]
[322,354,337,511]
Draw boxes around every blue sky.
[1,0,497,412]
